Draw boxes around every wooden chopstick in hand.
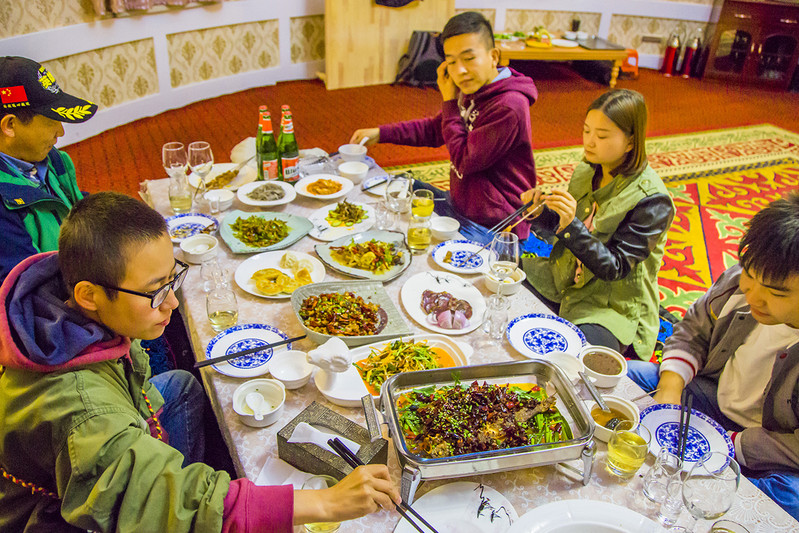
[327,438,440,533]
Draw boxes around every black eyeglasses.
[98,259,189,308]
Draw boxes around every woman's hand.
[350,128,380,146]
[544,189,577,232]
[293,465,400,525]
[520,188,546,220]
[436,62,457,101]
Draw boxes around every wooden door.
[324,0,455,90]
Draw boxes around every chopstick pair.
[327,438,439,533]
[194,335,306,369]
[457,202,544,267]
[678,389,693,462]
[488,198,536,234]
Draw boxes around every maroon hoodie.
[380,68,538,238]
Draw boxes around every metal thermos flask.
[680,35,700,78]
[662,33,681,77]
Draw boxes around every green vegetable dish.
[230,216,290,247]
[397,380,571,459]
[325,200,368,227]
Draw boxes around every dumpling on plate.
[280,252,298,271]
[295,258,314,275]
[295,267,313,285]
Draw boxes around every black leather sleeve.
[555,193,675,281]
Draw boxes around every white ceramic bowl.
[545,351,585,383]
[338,143,367,162]
[203,188,235,211]
[484,267,526,295]
[232,378,286,427]
[579,345,628,388]
[268,350,314,389]
[431,216,460,240]
[337,161,369,184]
[179,234,218,264]
[589,395,640,442]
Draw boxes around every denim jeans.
[412,181,494,245]
[626,360,799,521]
[149,369,206,466]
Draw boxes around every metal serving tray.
[371,360,596,502]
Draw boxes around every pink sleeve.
[222,478,294,533]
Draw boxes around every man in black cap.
[0,56,98,281]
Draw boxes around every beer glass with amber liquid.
[606,420,651,479]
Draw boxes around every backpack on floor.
[394,30,445,87]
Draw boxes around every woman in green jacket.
[521,89,674,360]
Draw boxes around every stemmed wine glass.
[188,141,214,203]
[682,452,741,532]
[163,142,191,213]
[483,232,519,340]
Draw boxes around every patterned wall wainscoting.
[505,10,601,35]
[454,8,495,28]
[167,19,279,87]
[0,0,95,39]
[43,39,158,109]
[290,14,324,63]
[609,15,708,55]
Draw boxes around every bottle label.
[281,155,300,182]
[263,159,278,180]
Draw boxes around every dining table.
[147,159,798,533]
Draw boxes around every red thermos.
[680,35,700,78]
[662,33,681,77]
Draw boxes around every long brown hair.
[586,89,648,177]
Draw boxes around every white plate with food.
[314,229,411,283]
[432,239,491,274]
[188,163,257,191]
[204,323,292,378]
[316,334,471,407]
[236,180,296,207]
[506,313,586,358]
[507,500,662,533]
[234,251,325,299]
[551,38,580,48]
[308,200,375,241]
[394,482,517,533]
[295,174,353,201]
[639,403,735,471]
[400,271,486,335]
[165,213,217,243]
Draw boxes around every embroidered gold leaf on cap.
[51,105,93,120]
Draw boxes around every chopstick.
[363,176,388,191]
[194,335,306,369]
[488,198,535,234]
[678,389,693,462]
[327,438,439,533]
[630,388,660,402]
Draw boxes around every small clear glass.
[710,519,750,533]
[606,420,651,480]
[407,216,432,254]
[206,285,238,332]
[657,474,685,527]
[301,475,341,532]
[374,199,397,231]
[200,257,223,293]
[644,447,683,502]
[483,294,511,340]
[411,188,435,218]
[385,174,412,214]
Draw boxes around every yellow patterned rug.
[387,124,799,317]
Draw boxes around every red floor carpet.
[67,63,799,197]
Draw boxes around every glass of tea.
[301,475,341,532]
[606,420,651,480]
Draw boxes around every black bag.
[376,0,416,6]
[394,30,444,87]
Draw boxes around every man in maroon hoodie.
[351,11,538,241]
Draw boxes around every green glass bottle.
[278,108,300,182]
[255,107,265,180]
[259,111,279,180]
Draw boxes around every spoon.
[359,136,370,146]
[245,391,266,421]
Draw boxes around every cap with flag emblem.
[0,56,98,123]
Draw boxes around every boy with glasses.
[0,192,399,531]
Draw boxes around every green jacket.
[0,339,230,533]
[0,147,83,281]
[523,162,674,359]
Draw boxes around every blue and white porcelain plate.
[639,403,734,470]
[506,313,586,359]
[205,323,291,378]
[432,239,490,274]
[165,213,218,243]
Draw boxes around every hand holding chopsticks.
[327,438,439,533]
[194,335,306,369]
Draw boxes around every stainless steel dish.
[367,360,596,502]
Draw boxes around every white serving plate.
[506,313,586,358]
[639,403,735,471]
[315,333,470,407]
[431,239,491,274]
[508,500,663,533]
[236,180,296,207]
[400,271,486,335]
[294,174,353,200]
[204,323,292,378]
[188,162,256,191]
[308,201,375,241]
[394,482,517,533]
[361,174,389,196]
[165,213,217,243]
[233,250,325,299]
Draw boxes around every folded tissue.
[288,422,361,456]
